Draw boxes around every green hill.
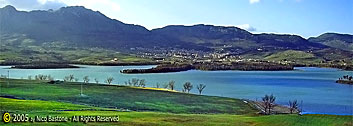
[308,33,353,52]
[265,50,322,64]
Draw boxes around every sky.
[0,0,352,38]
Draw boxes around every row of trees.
[261,94,299,115]
[24,74,207,95]
[123,79,207,94]
[61,75,115,84]
[26,74,54,81]
[339,75,352,81]
[156,81,206,94]
[125,78,146,87]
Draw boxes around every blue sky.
[1,0,352,38]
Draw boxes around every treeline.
[258,94,300,115]
[22,74,208,95]
[336,75,353,85]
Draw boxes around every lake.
[0,65,352,115]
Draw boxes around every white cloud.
[249,0,260,4]
[236,24,257,31]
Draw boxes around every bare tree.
[168,80,175,90]
[289,100,298,114]
[83,76,90,83]
[63,76,70,82]
[34,74,52,80]
[262,94,276,114]
[124,79,131,86]
[0,75,7,79]
[196,84,206,95]
[131,78,139,86]
[139,79,146,87]
[69,74,74,82]
[162,83,169,89]
[94,78,99,84]
[155,83,160,88]
[105,77,114,84]
[183,82,193,93]
[47,75,54,81]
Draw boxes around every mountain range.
[0,5,352,63]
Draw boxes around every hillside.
[0,5,352,64]
[152,25,326,51]
[265,50,321,64]
[308,33,353,52]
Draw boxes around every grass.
[0,97,352,126]
[0,78,255,114]
[0,34,152,64]
[265,50,322,64]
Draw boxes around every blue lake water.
[0,65,352,115]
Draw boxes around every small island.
[336,75,353,85]
[121,62,294,74]
[121,64,194,74]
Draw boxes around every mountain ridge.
[0,5,352,64]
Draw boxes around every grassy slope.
[0,34,152,64]
[1,98,352,126]
[322,40,353,52]
[265,50,322,64]
[0,79,255,114]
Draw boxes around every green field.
[0,79,255,114]
[0,79,352,125]
[265,50,322,64]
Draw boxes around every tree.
[168,80,175,90]
[47,75,54,81]
[139,79,146,87]
[94,78,99,84]
[289,100,298,114]
[83,76,90,83]
[155,83,160,88]
[125,79,131,86]
[183,82,193,93]
[196,84,206,95]
[63,76,70,82]
[105,77,114,84]
[27,75,32,80]
[162,83,169,89]
[69,74,74,82]
[131,78,139,86]
[262,94,276,114]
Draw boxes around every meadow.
[0,78,352,125]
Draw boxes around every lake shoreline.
[1,61,352,71]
